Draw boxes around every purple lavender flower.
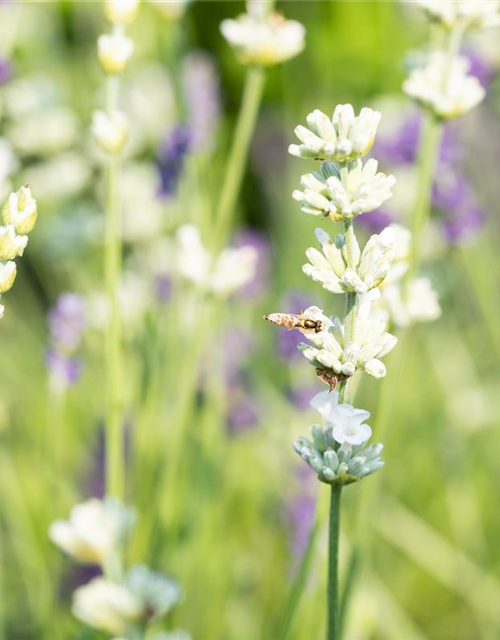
[464,49,495,87]
[48,293,86,351]
[288,466,317,572]
[227,389,260,434]
[157,125,191,199]
[276,291,315,361]
[182,50,222,153]
[46,293,85,389]
[0,58,12,87]
[153,273,173,305]
[233,228,271,299]
[374,111,485,244]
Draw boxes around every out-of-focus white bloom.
[73,578,143,635]
[417,0,500,30]
[49,498,134,565]
[0,226,28,260]
[105,0,140,25]
[299,311,397,379]
[293,159,395,221]
[92,110,129,154]
[289,105,381,163]
[221,8,305,66]
[403,53,485,119]
[176,224,258,298]
[310,390,372,447]
[2,186,37,235]
[303,228,394,294]
[73,565,183,634]
[182,51,221,152]
[120,163,164,243]
[0,261,16,294]
[378,224,411,285]
[148,0,190,20]
[98,31,134,75]
[0,304,4,319]
[381,276,442,328]
[24,153,91,201]
[7,108,79,156]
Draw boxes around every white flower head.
[148,0,190,20]
[417,0,500,30]
[0,261,16,294]
[211,245,258,297]
[72,578,143,635]
[92,110,129,154]
[293,159,395,222]
[300,312,397,379]
[221,9,305,66]
[176,224,257,298]
[0,225,28,260]
[105,0,140,25]
[303,228,394,295]
[289,105,381,163]
[403,52,485,119]
[49,498,135,565]
[2,186,37,235]
[98,31,134,75]
[378,223,411,286]
[381,276,441,328]
[310,389,340,424]
[329,404,372,447]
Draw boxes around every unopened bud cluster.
[0,186,37,319]
[93,0,138,154]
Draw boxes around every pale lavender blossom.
[157,125,191,199]
[182,50,222,152]
[46,293,86,388]
[233,229,271,299]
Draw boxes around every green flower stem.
[104,74,124,500]
[407,24,464,282]
[327,485,343,640]
[214,65,266,249]
[406,111,443,282]
[339,220,358,404]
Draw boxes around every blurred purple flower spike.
[157,124,192,199]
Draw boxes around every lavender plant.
[93,0,137,500]
[0,185,37,320]
[266,104,399,639]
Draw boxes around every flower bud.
[104,0,140,25]
[98,31,134,75]
[0,261,17,294]
[0,226,28,260]
[92,110,129,154]
[2,186,37,235]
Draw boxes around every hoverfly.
[263,312,323,334]
[316,368,351,392]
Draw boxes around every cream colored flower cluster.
[0,186,37,320]
[93,0,139,154]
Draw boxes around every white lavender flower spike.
[293,159,396,222]
[417,0,500,31]
[72,578,143,635]
[0,225,28,260]
[92,110,129,154]
[299,312,397,379]
[2,185,37,235]
[403,53,485,120]
[303,227,395,295]
[220,5,305,66]
[104,0,140,25]
[98,31,135,75]
[0,261,16,294]
[49,497,135,565]
[289,105,381,163]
